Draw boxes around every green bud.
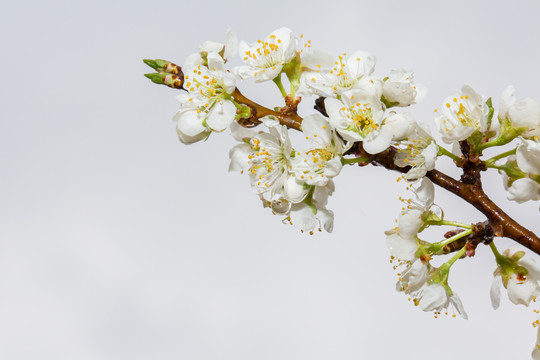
[143,59,182,75]
[144,72,164,84]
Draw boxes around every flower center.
[243,35,285,69]
[343,103,378,137]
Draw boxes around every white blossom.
[397,260,467,319]
[300,51,381,98]
[229,121,297,202]
[325,89,392,154]
[394,122,439,182]
[290,113,347,186]
[385,178,436,262]
[289,181,335,233]
[184,29,238,69]
[499,85,540,138]
[506,139,540,204]
[235,27,297,82]
[490,248,540,308]
[174,53,238,143]
[434,85,489,143]
[383,69,425,107]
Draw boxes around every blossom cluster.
[168,27,431,233]
[145,27,540,358]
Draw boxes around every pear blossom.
[382,69,425,107]
[505,139,540,204]
[289,181,335,233]
[517,138,540,175]
[394,122,439,182]
[229,121,297,201]
[385,178,436,261]
[184,29,238,69]
[173,93,212,144]
[301,51,381,98]
[235,27,297,82]
[499,86,540,138]
[290,113,347,186]
[507,178,540,203]
[396,260,467,319]
[325,89,392,154]
[434,85,489,143]
[174,53,238,143]
[490,248,540,308]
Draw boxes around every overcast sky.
[2,1,540,359]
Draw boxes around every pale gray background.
[2,0,540,359]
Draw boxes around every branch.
[233,89,540,255]
[144,60,540,255]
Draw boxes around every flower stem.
[485,148,517,167]
[437,146,461,162]
[425,220,472,229]
[442,246,467,270]
[273,74,288,98]
[341,156,370,165]
[439,229,472,248]
[489,241,503,261]
[427,229,472,254]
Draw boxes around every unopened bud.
[144,72,183,89]
[143,59,182,75]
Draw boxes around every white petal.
[229,144,251,172]
[253,66,282,82]
[499,85,515,120]
[206,100,236,132]
[183,53,204,69]
[507,274,540,306]
[174,110,206,137]
[302,113,332,147]
[283,176,308,203]
[490,274,502,310]
[398,210,424,239]
[289,203,317,231]
[507,178,540,203]
[363,125,393,154]
[301,49,334,71]
[517,140,540,174]
[230,121,256,142]
[206,52,226,72]
[509,98,540,131]
[346,51,376,78]
[386,232,417,261]
[449,294,468,319]
[223,28,238,60]
[199,40,223,54]
[325,98,350,129]
[386,112,415,141]
[419,284,448,312]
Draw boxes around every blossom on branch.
[325,89,392,154]
[394,122,439,182]
[184,28,238,68]
[290,113,347,186]
[382,69,425,107]
[299,51,379,98]
[490,248,540,308]
[174,53,237,143]
[499,86,540,139]
[434,85,489,143]
[235,27,297,82]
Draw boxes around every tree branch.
[146,61,540,255]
